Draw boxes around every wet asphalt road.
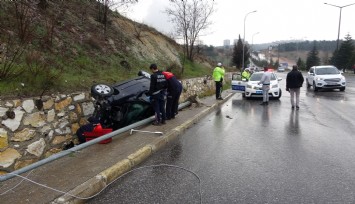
[89,72,355,204]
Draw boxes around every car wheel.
[306,79,311,88]
[91,84,114,98]
[339,87,345,91]
[276,89,282,99]
[313,82,319,92]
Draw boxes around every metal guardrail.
[0,101,191,182]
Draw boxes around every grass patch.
[182,60,212,78]
[0,54,212,98]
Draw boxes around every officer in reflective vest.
[213,62,225,100]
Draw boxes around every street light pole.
[277,44,280,64]
[324,2,355,50]
[242,10,257,70]
[251,32,260,52]
[250,32,260,67]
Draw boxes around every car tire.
[306,79,311,88]
[276,89,282,99]
[313,82,319,92]
[91,84,114,98]
[339,87,345,91]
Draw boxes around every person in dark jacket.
[286,65,304,110]
[162,71,182,120]
[148,64,168,125]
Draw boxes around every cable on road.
[117,164,203,203]
[0,164,202,204]
[0,170,34,196]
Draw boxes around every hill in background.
[0,1,213,98]
[203,40,337,68]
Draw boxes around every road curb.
[148,137,169,152]
[127,146,152,167]
[52,175,106,204]
[52,93,234,203]
[100,159,132,183]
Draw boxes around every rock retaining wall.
[0,74,230,173]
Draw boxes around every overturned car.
[91,70,153,130]
[75,71,154,144]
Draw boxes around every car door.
[307,67,315,85]
[231,73,246,93]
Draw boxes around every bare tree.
[28,55,63,98]
[0,37,26,79]
[13,0,35,43]
[96,0,110,32]
[133,23,147,44]
[96,0,137,34]
[37,0,48,9]
[111,0,138,10]
[166,0,215,62]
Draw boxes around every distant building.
[223,39,230,48]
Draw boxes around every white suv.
[306,65,346,91]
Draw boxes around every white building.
[223,39,230,48]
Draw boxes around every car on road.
[306,65,346,91]
[277,66,285,72]
[232,70,282,99]
[89,71,154,130]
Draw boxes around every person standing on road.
[213,62,225,100]
[162,70,182,120]
[258,67,272,105]
[286,65,304,110]
[148,64,168,125]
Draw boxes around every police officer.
[148,64,168,125]
[241,68,251,81]
[213,62,225,100]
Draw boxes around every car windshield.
[315,67,340,75]
[249,72,276,81]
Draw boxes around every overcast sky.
[122,0,355,46]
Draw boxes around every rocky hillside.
[0,1,208,97]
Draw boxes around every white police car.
[232,70,282,99]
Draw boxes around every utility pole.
[242,10,257,69]
[324,2,355,50]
